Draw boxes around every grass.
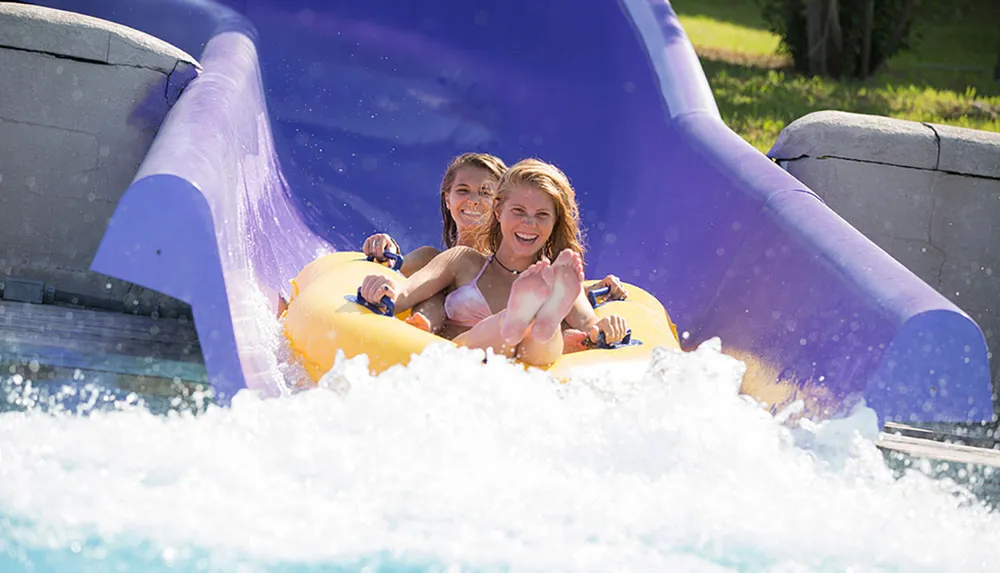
[672,0,1000,152]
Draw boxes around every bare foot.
[531,250,583,341]
[562,328,590,353]
[500,260,551,345]
[405,312,432,333]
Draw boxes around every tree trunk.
[995,40,1000,81]
[806,0,826,75]
[825,0,843,77]
[860,0,875,78]
[995,9,1000,81]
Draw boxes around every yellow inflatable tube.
[283,252,681,383]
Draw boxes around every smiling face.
[445,166,494,234]
[496,184,556,259]
[478,159,584,265]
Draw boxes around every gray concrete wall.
[0,4,198,315]
[770,111,1000,401]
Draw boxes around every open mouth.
[459,208,484,220]
[514,232,539,246]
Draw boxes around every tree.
[756,0,921,79]
[995,41,1000,81]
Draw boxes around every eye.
[511,207,525,215]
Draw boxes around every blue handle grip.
[355,287,396,317]
[587,286,611,308]
[594,328,633,349]
[367,249,404,272]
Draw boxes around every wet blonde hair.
[439,153,508,248]
[479,158,586,263]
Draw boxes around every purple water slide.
[35,0,991,425]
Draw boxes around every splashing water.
[1,335,998,572]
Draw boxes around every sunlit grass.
[671,0,1000,151]
[677,15,780,56]
[705,64,1000,152]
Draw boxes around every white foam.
[1,338,998,571]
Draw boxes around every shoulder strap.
[474,255,493,281]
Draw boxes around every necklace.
[492,255,521,275]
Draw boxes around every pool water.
[1,335,998,572]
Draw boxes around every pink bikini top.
[443,256,494,328]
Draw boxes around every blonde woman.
[359,159,629,366]
[362,153,627,335]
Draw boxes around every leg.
[499,260,551,344]
[531,250,584,340]
[405,312,432,332]
[451,310,562,366]
[562,328,591,354]
[513,324,564,366]
[406,292,448,334]
[510,250,584,365]
[452,261,554,358]
[452,252,584,367]
[452,309,518,358]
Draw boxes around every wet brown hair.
[439,153,508,248]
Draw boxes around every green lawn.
[672,0,1000,152]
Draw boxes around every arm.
[362,233,441,277]
[395,247,471,310]
[587,274,628,301]
[363,233,400,260]
[563,291,601,332]
[360,247,472,313]
[563,292,629,345]
[400,245,441,277]
[565,274,629,331]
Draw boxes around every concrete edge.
[929,122,1000,180]
[769,110,1000,180]
[768,110,939,171]
[0,3,199,73]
